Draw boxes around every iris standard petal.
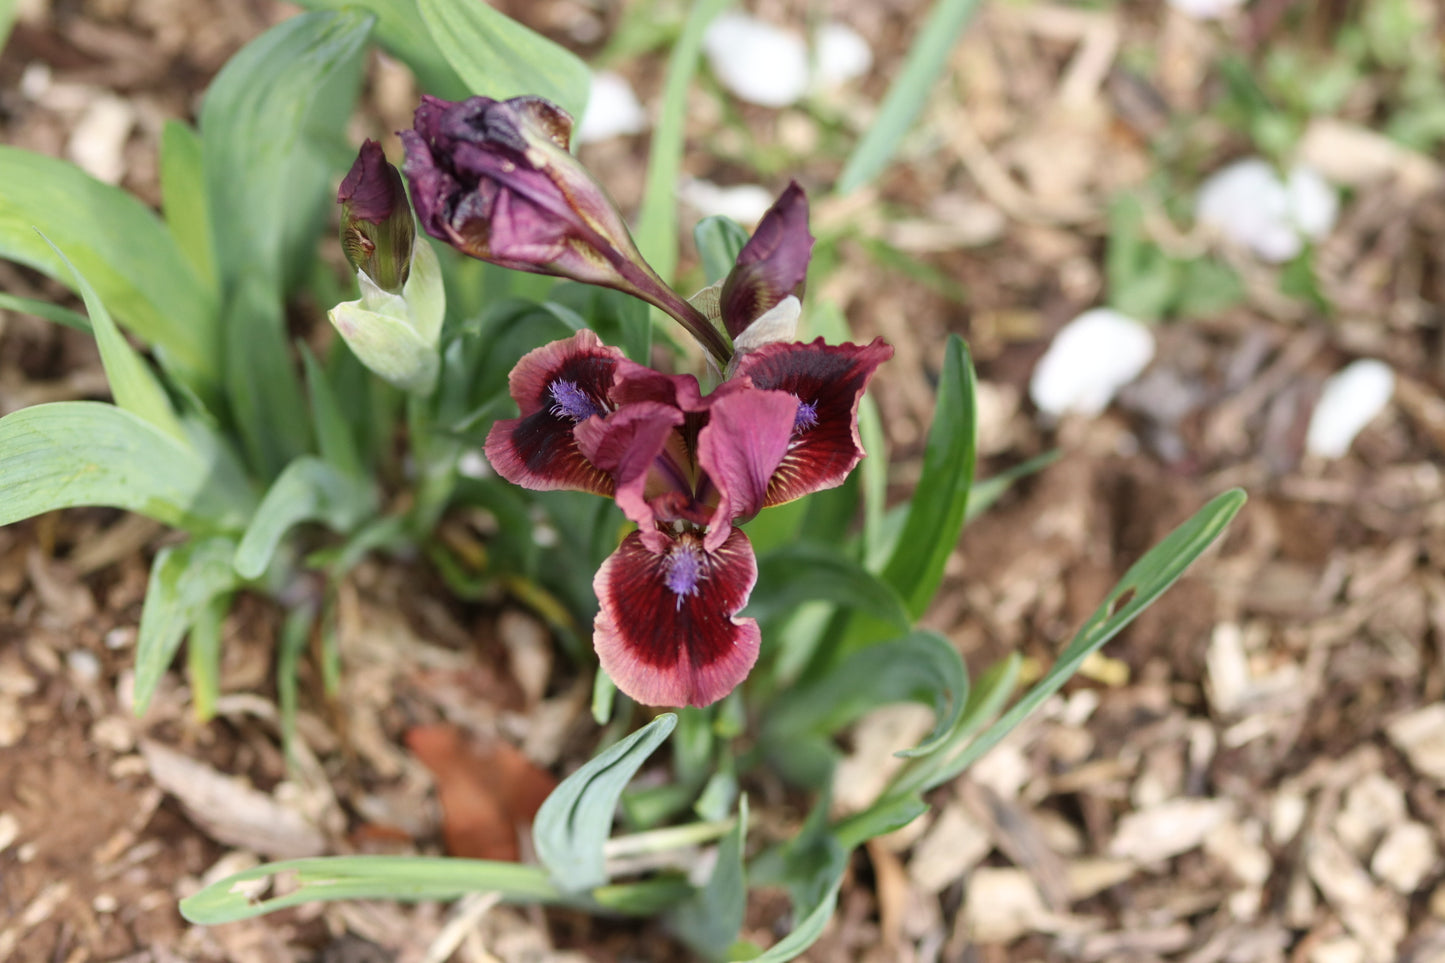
[696,387,798,548]
[574,400,687,553]
[593,527,761,708]
[719,181,814,338]
[733,336,893,506]
[483,330,623,494]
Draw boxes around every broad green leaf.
[0,292,90,333]
[919,490,1246,792]
[417,0,589,117]
[694,215,750,284]
[668,798,748,960]
[0,402,251,532]
[201,10,372,295]
[833,794,929,852]
[293,0,467,98]
[763,631,967,760]
[0,147,217,390]
[159,120,218,293]
[749,543,909,629]
[133,537,241,713]
[301,345,364,478]
[635,0,731,281]
[836,0,985,194]
[881,335,976,618]
[180,856,562,924]
[43,238,185,442]
[223,281,312,479]
[234,456,376,579]
[534,714,677,892]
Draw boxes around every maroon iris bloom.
[483,330,893,708]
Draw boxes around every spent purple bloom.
[400,95,730,365]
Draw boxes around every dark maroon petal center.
[592,528,761,707]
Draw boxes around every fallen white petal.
[678,177,775,225]
[1305,359,1395,458]
[577,71,647,144]
[1286,165,1339,241]
[703,12,810,108]
[812,21,872,88]
[1029,308,1156,418]
[1195,158,1301,263]
[1165,0,1248,18]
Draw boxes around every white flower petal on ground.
[702,12,810,108]
[1195,158,1301,262]
[813,21,872,88]
[678,177,775,225]
[576,71,648,144]
[1166,0,1248,19]
[1305,359,1395,458]
[1286,165,1339,240]
[1029,308,1156,418]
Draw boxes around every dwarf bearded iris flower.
[485,331,891,707]
[398,101,893,706]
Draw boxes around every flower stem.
[602,817,737,859]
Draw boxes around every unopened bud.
[328,236,445,394]
[339,139,415,294]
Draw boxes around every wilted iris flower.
[400,94,731,366]
[485,329,891,707]
[400,95,824,372]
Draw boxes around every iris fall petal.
[593,527,761,708]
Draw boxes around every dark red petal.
[609,359,709,411]
[719,181,814,338]
[482,331,624,495]
[733,337,893,506]
[696,388,797,547]
[574,401,685,552]
[593,528,760,708]
[338,140,403,222]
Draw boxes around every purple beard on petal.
[664,539,706,608]
[793,399,819,432]
[549,379,605,422]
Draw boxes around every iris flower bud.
[338,139,415,294]
[329,141,444,394]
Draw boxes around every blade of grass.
[835,0,985,195]
[634,0,732,282]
